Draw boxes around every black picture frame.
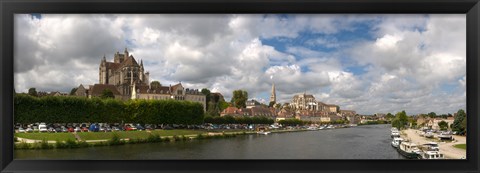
[1,0,479,173]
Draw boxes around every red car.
[68,127,74,132]
[124,126,134,131]
[82,127,89,132]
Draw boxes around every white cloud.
[14,14,466,115]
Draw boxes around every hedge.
[14,94,204,124]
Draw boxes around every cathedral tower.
[270,82,276,103]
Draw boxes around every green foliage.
[438,120,449,130]
[218,100,230,111]
[28,88,38,97]
[100,89,115,99]
[150,81,162,88]
[14,94,204,124]
[428,112,437,118]
[385,113,394,120]
[108,134,125,146]
[268,101,275,108]
[391,110,409,130]
[231,90,248,108]
[452,109,467,135]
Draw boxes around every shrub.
[108,134,124,146]
[65,139,79,148]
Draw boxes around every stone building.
[74,48,206,111]
[290,92,318,111]
[98,48,149,99]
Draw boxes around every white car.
[17,127,26,133]
[26,128,33,133]
[39,127,48,132]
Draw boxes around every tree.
[438,121,449,131]
[218,100,229,111]
[100,89,115,99]
[428,112,437,118]
[391,110,409,129]
[385,113,394,120]
[201,88,211,108]
[452,109,467,135]
[69,87,78,95]
[231,90,248,108]
[28,88,38,97]
[150,81,161,89]
[268,101,275,108]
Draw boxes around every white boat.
[327,125,334,129]
[391,137,404,148]
[420,150,444,159]
[391,131,400,138]
[307,126,318,131]
[257,131,271,135]
[424,132,434,138]
[421,142,440,151]
[397,142,422,159]
[319,126,326,130]
[438,133,453,140]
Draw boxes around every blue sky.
[14,14,466,114]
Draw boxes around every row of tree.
[390,109,467,135]
[14,94,204,124]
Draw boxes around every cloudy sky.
[14,14,466,115]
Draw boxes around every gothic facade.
[99,48,150,98]
[74,48,206,111]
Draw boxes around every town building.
[290,92,318,111]
[74,49,206,111]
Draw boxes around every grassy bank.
[453,144,466,150]
[15,132,76,141]
[15,131,245,150]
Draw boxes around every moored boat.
[391,137,404,148]
[424,132,434,138]
[438,133,453,140]
[391,131,400,138]
[397,142,422,159]
[257,131,271,135]
[420,150,444,159]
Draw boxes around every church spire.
[270,82,276,103]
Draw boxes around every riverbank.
[14,128,310,150]
[401,129,466,159]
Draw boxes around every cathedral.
[99,48,150,97]
[74,48,206,111]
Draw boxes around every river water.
[15,124,405,159]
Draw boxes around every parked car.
[99,126,106,132]
[39,126,48,133]
[105,127,112,132]
[74,127,82,132]
[112,126,120,131]
[18,127,26,133]
[82,127,89,132]
[68,127,75,132]
[26,127,33,133]
[136,124,145,131]
[55,127,62,133]
[48,127,56,133]
[124,125,135,131]
[163,126,173,130]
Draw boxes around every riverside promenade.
[401,129,466,159]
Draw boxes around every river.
[15,124,405,159]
